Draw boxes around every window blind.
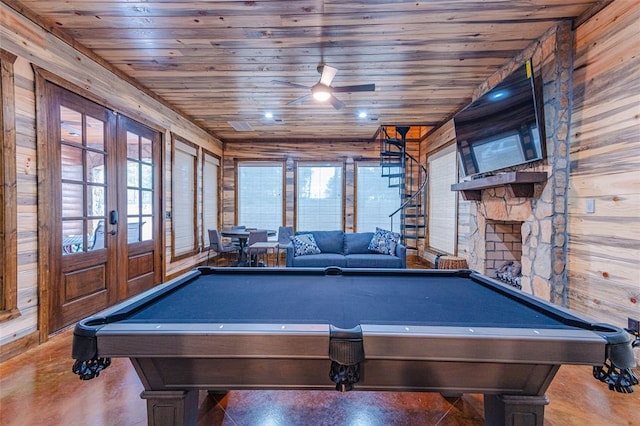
[173,139,197,256]
[202,153,219,246]
[297,163,343,231]
[428,144,457,254]
[356,163,401,232]
[237,162,283,229]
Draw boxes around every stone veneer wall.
[466,22,573,304]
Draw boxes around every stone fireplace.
[454,23,573,305]
[463,177,567,304]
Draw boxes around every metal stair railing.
[378,126,427,249]
[389,153,427,248]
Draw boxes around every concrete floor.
[1,326,639,425]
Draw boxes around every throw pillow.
[368,227,400,255]
[292,233,322,257]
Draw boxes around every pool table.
[72,267,636,426]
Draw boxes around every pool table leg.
[140,389,198,426]
[484,394,549,426]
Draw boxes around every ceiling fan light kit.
[272,63,375,110]
[311,85,331,102]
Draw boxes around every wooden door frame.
[34,67,165,341]
[0,50,19,322]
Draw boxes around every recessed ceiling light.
[358,111,367,119]
[264,112,273,119]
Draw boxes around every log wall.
[567,1,640,330]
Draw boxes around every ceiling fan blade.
[332,83,375,93]
[319,65,338,86]
[287,93,313,106]
[271,80,310,90]
[328,95,345,110]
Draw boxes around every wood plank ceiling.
[9,0,600,142]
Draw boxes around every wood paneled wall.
[567,1,640,330]
[0,54,42,357]
[0,3,222,356]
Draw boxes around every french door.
[44,82,162,332]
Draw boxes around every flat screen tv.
[454,60,545,178]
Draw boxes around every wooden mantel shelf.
[451,172,547,201]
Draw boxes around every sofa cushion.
[292,253,346,268]
[292,233,321,257]
[344,232,375,254]
[345,254,403,268]
[301,230,345,254]
[368,227,401,255]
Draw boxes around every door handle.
[109,210,119,225]
[109,229,117,236]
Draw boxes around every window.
[202,151,220,246]
[356,163,401,232]
[0,49,19,321]
[428,144,458,254]
[297,163,343,231]
[237,162,283,229]
[172,136,197,258]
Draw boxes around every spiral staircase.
[378,126,427,250]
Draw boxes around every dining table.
[220,228,276,266]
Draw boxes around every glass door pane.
[60,106,107,255]
[126,132,154,243]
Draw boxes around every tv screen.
[454,60,544,177]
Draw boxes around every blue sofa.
[286,230,406,268]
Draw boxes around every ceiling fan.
[272,64,375,110]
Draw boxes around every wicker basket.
[438,256,468,270]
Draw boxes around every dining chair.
[208,229,240,266]
[245,230,268,267]
[276,226,294,266]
